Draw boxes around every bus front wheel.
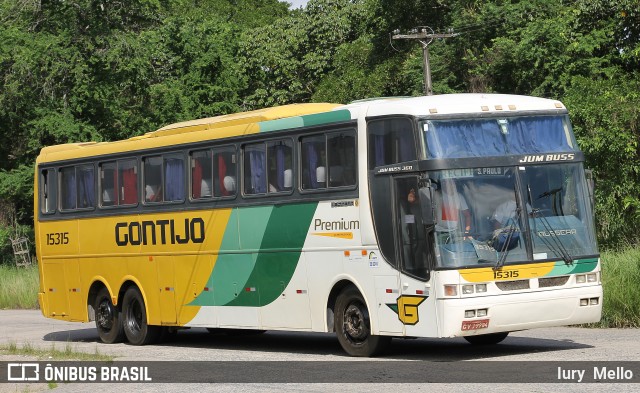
[334,286,390,357]
[94,287,125,344]
[122,287,161,345]
[463,332,509,345]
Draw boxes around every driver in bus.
[492,196,532,229]
[434,179,472,241]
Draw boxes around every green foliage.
[239,0,370,107]
[564,74,640,247]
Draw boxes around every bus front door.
[394,176,438,338]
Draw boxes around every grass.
[0,264,39,309]
[592,247,640,328]
[0,340,114,361]
[1,248,639,327]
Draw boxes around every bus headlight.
[465,310,476,318]
[576,274,586,284]
[587,273,597,283]
[475,284,487,293]
[462,285,474,294]
[477,308,488,317]
[444,285,458,297]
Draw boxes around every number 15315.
[46,232,69,245]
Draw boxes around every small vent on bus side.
[495,280,530,291]
[538,276,570,288]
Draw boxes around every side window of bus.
[118,159,138,205]
[267,140,293,193]
[100,162,117,206]
[144,154,185,203]
[143,156,163,203]
[191,147,237,199]
[164,154,185,202]
[100,159,137,207]
[60,165,95,211]
[367,118,416,169]
[301,130,356,190]
[301,135,326,190]
[40,169,56,214]
[191,150,212,199]
[60,167,77,210]
[244,143,267,195]
[77,165,96,209]
[213,147,237,197]
[328,131,356,187]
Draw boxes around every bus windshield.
[422,115,578,158]
[429,163,597,268]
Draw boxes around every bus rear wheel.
[463,332,509,345]
[334,286,390,357]
[94,287,125,344]
[122,287,161,345]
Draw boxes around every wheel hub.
[344,304,367,340]
[97,301,113,330]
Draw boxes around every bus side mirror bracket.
[418,185,435,226]
[585,169,595,208]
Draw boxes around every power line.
[392,26,459,96]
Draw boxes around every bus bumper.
[438,285,603,338]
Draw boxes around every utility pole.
[392,27,458,96]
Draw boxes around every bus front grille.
[495,280,530,291]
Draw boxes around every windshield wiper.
[536,187,564,216]
[530,208,574,265]
[493,221,518,270]
[536,187,562,200]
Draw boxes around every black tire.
[334,286,390,357]
[122,286,161,345]
[94,287,125,344]
[463,332,509,345]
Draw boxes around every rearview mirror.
[418,186,435,226]
[585,169,595,208]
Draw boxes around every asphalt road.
[1,310,638,392]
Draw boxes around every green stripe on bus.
[301,110,351,127]
[258,117,304,132]
[549,258,598,276]
[191,202,318,307]
[238,206,274,249]
[224,202,318,307]
[190,207,271,307]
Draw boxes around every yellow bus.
[35,95,601,356]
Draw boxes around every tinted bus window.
[40,169,56,214]
[60,165,95,211]
[100,159,138,207]
[300,135,326,190]
[267,140,293,193]
[244,143,267,195]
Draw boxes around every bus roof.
[36,94,566,164]
[341,94,566,118]
[37,103,341,163]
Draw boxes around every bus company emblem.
[386,295,427,325]
[115,218,205,246]
[519,153,575,163]
[312,218,359,240]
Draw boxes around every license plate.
[461,319,490,331]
